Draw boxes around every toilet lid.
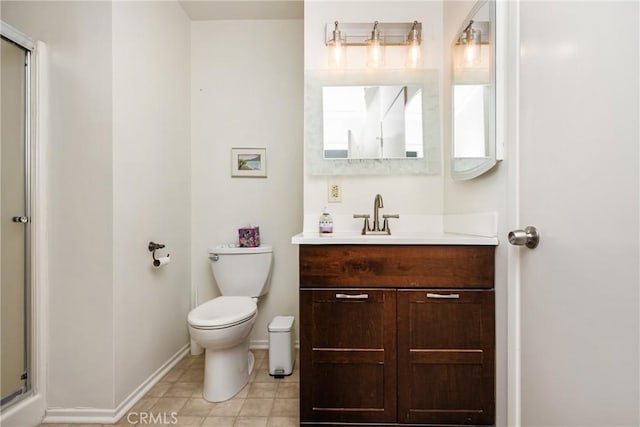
[188,296,257,328]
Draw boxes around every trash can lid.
[268,315,295,332]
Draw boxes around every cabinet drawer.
[304,289,388,348]
[300,288,397,423]
[299,245,495,288]
[397,289,495,425]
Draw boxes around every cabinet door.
[397,289,495,425]
[300,288,397,423]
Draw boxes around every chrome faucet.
[353,194,399,235]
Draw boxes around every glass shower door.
[1,35,30,408]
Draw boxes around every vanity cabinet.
[299,244,495,426]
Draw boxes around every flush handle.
[508,226,540,249]
[209,254,219,261]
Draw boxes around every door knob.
[508,226,539,249]
[12,216,29,224]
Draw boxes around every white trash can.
[268,315,295,378]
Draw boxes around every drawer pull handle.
[335,293,369,300]
[427,293,460,299]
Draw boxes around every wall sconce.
[325,21,423,69]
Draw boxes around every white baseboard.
[42,407,117,424]
[251,339,300,350]
[250,339,269,349]
[42,344,189,424]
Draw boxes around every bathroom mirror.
[322,85,424,160]
[305,70,441,175]
[451,0,500,180]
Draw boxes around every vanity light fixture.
[324,21,422,69]
[366,21,385,69]
[327,21,347,69]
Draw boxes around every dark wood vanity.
[298,244,495,426]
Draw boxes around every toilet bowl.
[188,296,258,401]
[187,244,273,402]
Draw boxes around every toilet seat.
[188,296,257,330]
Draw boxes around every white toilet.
[187,244,273,402]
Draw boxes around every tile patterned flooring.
[38,349,299,426]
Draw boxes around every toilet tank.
[208,244,273,297]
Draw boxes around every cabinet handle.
[335,293,369,300]
[426,293,460,299]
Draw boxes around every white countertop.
[291,231,499,246]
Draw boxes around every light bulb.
[464,28,481,66]
[406,22,422,68]
[366,21,385,69]
[327,21,347,69]
[367,39,384,68]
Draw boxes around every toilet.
[187,244,273,402]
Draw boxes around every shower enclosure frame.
[1,21,34,411]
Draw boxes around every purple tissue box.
[238,227,260,247]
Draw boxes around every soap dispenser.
[319,207,333,234]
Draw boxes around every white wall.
[1,1,116,409]
[303,1,444,231]
[190,20,304,345]
[112,1,191,404]
[2,0,193,416]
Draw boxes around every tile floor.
[38,349,299,427]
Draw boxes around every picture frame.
[230,147,267,178]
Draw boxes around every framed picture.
[230,147,267,178]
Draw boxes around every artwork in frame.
[230,148,267,178]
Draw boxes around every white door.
[512,1,639,425]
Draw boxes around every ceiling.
[178,0,304,20]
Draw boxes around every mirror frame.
[305,69,441,175]
[451,0,503,180]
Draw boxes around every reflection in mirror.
[451,0,498,180]
[305,69,440,175]
[322,85,423,159]
[453,84,489,157]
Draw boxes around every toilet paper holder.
[148,241,170,267]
